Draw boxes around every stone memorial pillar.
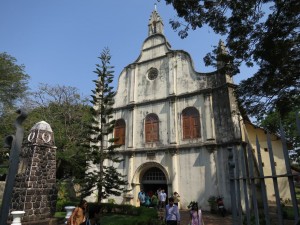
[11,121,57,222]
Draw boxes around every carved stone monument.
[10,121,57,222]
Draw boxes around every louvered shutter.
[145,114,159,142]
[145,121,152,142]
[114,119,125,145]
[183,115,190,139]
[119,125,125,144]
[182,107,201,139]
[114,127,121,145]
[192,115,200,138]
[152,121,159,141]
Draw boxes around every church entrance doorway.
[141,167,168,197]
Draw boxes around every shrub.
[95,203,161,225]
[56,180,79,211]
[207,196,217,213]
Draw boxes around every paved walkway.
[181,210,232,225]
[159,209,232,225]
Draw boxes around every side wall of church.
[243,123,291,201]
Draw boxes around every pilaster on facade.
[128,64,137,104]
[127,105,135,148]
[127,153,135,192]
[204,93,215,140]
[171,150,179,194]
[168,95,178,145]
[167,52,176,96]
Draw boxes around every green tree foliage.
[0,84,91,179]
[164,0,299,119]
[0,52,30,115]
[260,109,300,148]
[0,52,30,174]
[27,84,91,180]
[80,48,128,203]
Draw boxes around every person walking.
[189,202,204,225]
[68,199,88,225]
[165,197,180,225]
[173,192,180,207]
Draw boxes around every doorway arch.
[132,162,169,198]
[142,167,168,196]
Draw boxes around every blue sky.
[0,0,256,98]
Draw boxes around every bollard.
[64,206,75,224]
[11,211,25,225]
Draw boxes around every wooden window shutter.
[152,121,159,141]
[182,107,200,139]
[183,115,190,139]
[145,113,159,142]
[119,125,125,144]
[114,119,125,145]
[145,122,152,142]
[192,115,200,138]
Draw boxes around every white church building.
[102,9,290,210]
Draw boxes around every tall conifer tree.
[81,48,127,203]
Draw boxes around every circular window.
[147,68,158,80]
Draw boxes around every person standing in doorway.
[138,188,146,207]
[165,197,180,225]
[157,188,162,209]
[151,193,159,209]
[160,189,167,209]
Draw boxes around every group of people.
[165,198,204,225]
[138,188,181,210]
[138,188,204,225]
[137,188,162,208]
[68,190,203,225]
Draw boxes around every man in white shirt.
[165,197,180,225]
[160,189,167,209]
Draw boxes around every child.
[189,202,203,225]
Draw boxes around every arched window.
[114,119,126,145]
[182,107,201,139]
[142,167,166,184]
[145,113,159,142]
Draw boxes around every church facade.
[106,10,290,210]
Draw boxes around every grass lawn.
[54,211,66,218]
[54,205,160,225]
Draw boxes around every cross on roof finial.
[154,3,157,11]
[148,5,164,36]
